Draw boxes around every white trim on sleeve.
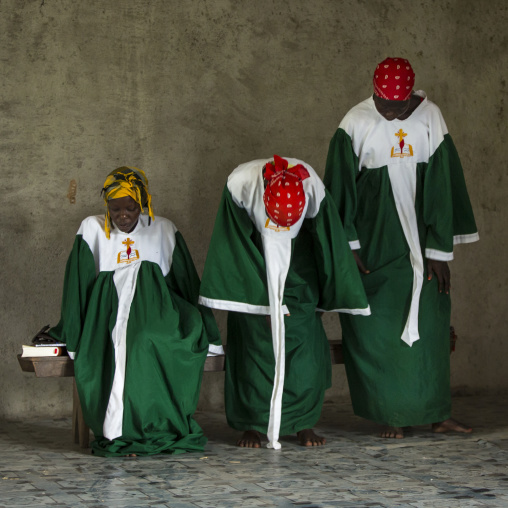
[317,306,371,316]
[453,232,479,245]
[425,248,454,261]
[207,344,225,356]
[198,296,289,316]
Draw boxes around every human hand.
[352,250,370,274]
[427,259,450,294]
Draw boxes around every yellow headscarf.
[102,166,154,239]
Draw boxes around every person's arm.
[166,231,222,348]
[324,127,361,250]
[324,128,370,274]
[307,191,370,315]
[423,132,479,293]
[48,235,97,358]
[199,186,271,314]
[352,250,370,274]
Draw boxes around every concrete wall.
[1,0,506,420]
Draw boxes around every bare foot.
[236,430,262,448]
[297,429,326,446]
[380,426,404,439]
[432,418,472,434]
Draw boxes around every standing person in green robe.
[324,57,479,438]
[199,155,370,449]
[49,166,223,456]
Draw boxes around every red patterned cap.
[263,155,310,227]
[373,57,415,101]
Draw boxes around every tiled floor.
[1,395,507,507]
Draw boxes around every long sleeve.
[323,128,361,249]
[166,231,221,347]
[306,191,370,315]
[199,186,271,314]
[423,133,479,261]
[48,235,97,356]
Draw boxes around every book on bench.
[21,345,67,357]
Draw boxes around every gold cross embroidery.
[395,129,407,143]
[122,238,135,249]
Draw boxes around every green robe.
[324,92,479,426]
[50,214,222,456]
[199,158,369,448]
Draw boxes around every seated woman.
[48,166,223,456]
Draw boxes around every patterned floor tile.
[0,394,507,507]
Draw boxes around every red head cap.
[373,57,415,101]
[263,155,310,227]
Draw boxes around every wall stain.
[67,180,77,204]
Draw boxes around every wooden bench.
[17,341,344,449]
[17,354,91,447]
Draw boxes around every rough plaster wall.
[1,0,506,420]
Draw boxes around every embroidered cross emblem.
[390,128,413,158]
[122,238,135,249]
[117,237,139,264]
[395,129,407,143]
